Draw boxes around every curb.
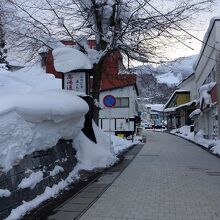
[168,132,220,160]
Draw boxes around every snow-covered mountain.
[134,55,197,86]
[135,55,197,104]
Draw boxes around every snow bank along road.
[45,144,143,220]
[79,132,220,220]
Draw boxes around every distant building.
[142,104,165,128]
[164,88,196,129]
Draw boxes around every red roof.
[45,40,137,92]
[100,50,136,91]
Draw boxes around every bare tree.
[0,3,8,67]
[5,0,214,124]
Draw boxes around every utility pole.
[216,42,220,138]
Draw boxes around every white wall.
[99,85,138,119]
[194,20,220,95]
[193,19,220,139]
[99,85,138,132]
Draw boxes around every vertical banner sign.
[64,72,86,93]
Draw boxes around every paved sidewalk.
[46,144,143,220]
[79,132,220,220]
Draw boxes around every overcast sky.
[169,0,220,59]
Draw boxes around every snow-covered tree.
[6,0,214,123]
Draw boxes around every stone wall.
[0,139,77,219]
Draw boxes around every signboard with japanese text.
[64,72,87,93]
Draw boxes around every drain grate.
[139,154,160,157]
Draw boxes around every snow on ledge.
[170,126,220,156]
[189,109,201,118]
[199,82,216,106]
[0,90,89,172]
[18,171,43,190]
[53,47,92,73]
[0,189,11,198]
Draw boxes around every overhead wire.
[145,0,220,53]
[138,0,220,63]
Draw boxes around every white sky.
[169,0,220,59]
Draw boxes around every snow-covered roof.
[145,104,164,112]
[193,17,220,71]
[164,100,196,113]
[53,47,92,73]
[164,90,190,109]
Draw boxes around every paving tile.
[67,197,94,204]
[58,203,86,212]
[47,211,80,220]
[78,132,220,220]
[77,192,99,198]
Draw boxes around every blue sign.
[103,95,116,108]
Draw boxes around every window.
[115,97,129,108]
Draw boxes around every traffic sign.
[103,95,116,108]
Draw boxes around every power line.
[135,0,219,64]
[144,0,220,54]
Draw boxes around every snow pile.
[0,189,11,198]
[170,126,195,141]
[210,140,220,154]
[18,171,43,189]
[0,65,89,171]
[52,47,92,73]
[0,64,61,95]
[111,135,134,155]
[0,90,88,171]
[170,126,220,155]
[199,82,216,106]
[5,122,134,220]
[74,122,117,170]
[49,166,64,177]
[5,175,77,220]
[189,109,201,118]
[0,62,135,219]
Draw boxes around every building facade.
[191,18,220,139]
